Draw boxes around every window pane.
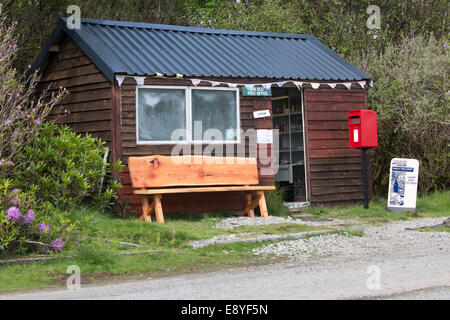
[137,88,186,142]
[192,89,238,141]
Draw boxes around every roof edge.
[60,17,314,40]
[29,18,116,83]
[28,24,64,79]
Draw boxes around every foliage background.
[2,0,449,195]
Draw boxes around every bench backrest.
[128,155,260,189]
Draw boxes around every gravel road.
[1,217,449,300]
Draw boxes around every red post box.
[348,109,378,149]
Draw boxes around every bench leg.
[241,192,255,217]
[239,191,261,217]
[139,196,154,223]
[154,195,165,224]
[257,191,269,218]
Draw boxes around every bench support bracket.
[139,195,164,224]
[239,191,269,218]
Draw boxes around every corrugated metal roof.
[32,17,371,83]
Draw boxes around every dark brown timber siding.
[304,87,371,207]
[38,37,113,148]
[118,77,275,215]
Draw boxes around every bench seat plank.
[133,185,276,195]
[129,155,259,188]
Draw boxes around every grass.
[422,227,450,233]
[304,190,450,224]
[234,223,331,235]
[0,241,274,292]
[0,207,295,293]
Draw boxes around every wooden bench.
[128,155,276,224]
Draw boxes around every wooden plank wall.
[304,87,371,207]
[39,37,113,148]
[117,77,274,215]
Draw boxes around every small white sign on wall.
[257,129,273,144]
[253,110,271,119]
[387,158,419,212]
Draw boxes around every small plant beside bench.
[128,155,275,223]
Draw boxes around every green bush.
[352,35,449,195]
[11,123,122,210]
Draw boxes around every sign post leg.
[362,148,369,209]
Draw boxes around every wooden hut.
[31,18,373,215]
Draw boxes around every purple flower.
[17,105,22,110]
[6,207,21,222]
[7,160,13,165]
[10,197,20,205]
[50,238,65,251]
[11,188,18,195]
[34,120,41,125]
[412,95,417,100]
[5,120,12,125]
[444,43,448,48]
[38,223,50,233]
[38,223,50,231]
[23,209,35,225]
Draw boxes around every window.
[137,88,186,143]
[136,86,240,144]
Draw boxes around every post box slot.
[351,117,360,124]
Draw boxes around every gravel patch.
[216,215,344,230]
[190,230,332,249]
[253,217,450,261]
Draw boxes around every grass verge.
[0,241,277,293]
[303,190,449,224]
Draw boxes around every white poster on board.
[257,129,273,144]
[386,158,419,212]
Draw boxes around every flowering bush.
[0,180,75,256]
[0,6,66,166]
[0,7,121,213]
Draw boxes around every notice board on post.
[387,158,419,212]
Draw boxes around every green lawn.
[423,226,450,233]
[303,190,450,224]
[0,190,448,293]
[233,223,332,235]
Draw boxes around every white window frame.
[136,85,240,145]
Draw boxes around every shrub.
[10,122,122,210]
[265,187,287,216]
[0,180,76,256]
[352,35,449,195]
